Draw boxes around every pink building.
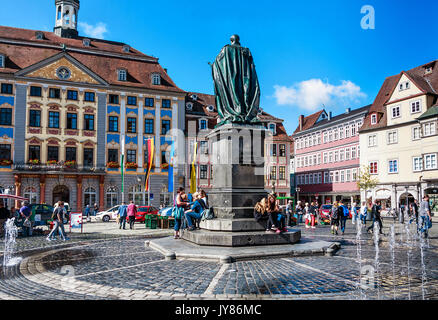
[292,106,370,205]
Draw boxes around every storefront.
[425,187,438,216]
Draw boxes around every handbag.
[427,217,433,229]
[172,206,184,219]
[23,219,31,227]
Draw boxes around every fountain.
[356,219,365,299]
[3,218,22,268]
[404,218,412,300]
[373,221,381,299]
[389,224,396,299]
[418,225,428,300]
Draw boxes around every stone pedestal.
[181,124,301,247]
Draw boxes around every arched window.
[128,185,148,205]
[152,73,161,85]
[72,9,77,24]
[24,187,38,204]
[57,6,62,20]
[64,10,70,25]
[106,186,118,208]
[84,187,96,208]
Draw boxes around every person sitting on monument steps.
[173,187,189,239]
[185,192,205,231]
[266,193,286,234]
[254,197,269,230]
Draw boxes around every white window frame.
[334,150,338,162]
[412,126,421,141]
[369,161,378,175]
[268,122,277,135]
[339,149,344,161]
[199,118,208,131]
[323,131,328,143]
[351,146,357,159]
[324,172,329,184]
[345,147,350,160]
[388,159,399,174]
[424,153,437,170]
[339,126,344,139]
[371,114,377,125]
[329,152,333,163]
[391,105,401,119]
[387,130,398,144]
[117,69,127,81]
[152,73,161,85]
[423,122,436,137]
[340,170,345,183]
[412,156,423,172]
[346,169,351,182]
[368,134,377,147]
[318,172,322,184]
[410,100,422,114]
[352,168,357,181]
[323,152,328,164]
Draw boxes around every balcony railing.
[13,162,106,173]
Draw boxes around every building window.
[30,86,42,97]
[49,88,60,99]
[324,172,329,184]
[83,148,94,166]
[144,118,154,134]
[371,114,377,125]
[269,166,277,180]
[388,159,398,173]
[127,96,137,106]
[411,100,421,113]
[84,187,96,208]
[108,116,118,132]
[162,99,171,108]
[423,122,436,137]
[369,161,378,174]
[412,126,421,140]
[351,124,356,136]
[152,73,161,85]
[269,123,276,135]
[329,152,333,163]
[317,133,321,144]
[161,151,168,165]
[84,92,95,102]
[424,154,437,170]
[351,146,357,159]
[118,69,127,81]
[29,110,41,127]
[199,119,207,130]
[340,170,345,183]
[200,141,208,154]
[48,112,59,128]
[339,126,344,139]
[67,90,78,100]
[108,149,118,163]
[368,134,377,147]
[346,169,351,182]
[345,148,350,160]
[23,187,38,204]
[127,117,136,133]
[334,151,339,162]
[28,145,40,161]
[323,131,328,143]
[339,149,344,161]
[387,130,398,144]
[270,144,277,157]
[352,168,357,181]
[84,114,95,131]
[0,109,12,126]
[66,113,77,129]
[0,55,4,68]
[329,171,334,183]
[126,150,136,163]
[279,166,286,180]
[1,83,13,94]
[279,144,286,157]
[145,97,154,107]
[65,147,76,162]
[334,129,338,140]
[47,146,59,162]
[109,94,119,104]
[391,106,401,118]
[334,171,339,183]
[129,185,147,205]
[106,186,118,208]
[413,156,423,172]
[345,126,350,138]
[323,152,328,164]
[200,165,208,179]
[328,130,333,141]
[161,120,170,135]
[0,144,11,161]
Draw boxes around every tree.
[356,165,379,200]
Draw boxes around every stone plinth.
[181,124,301,247]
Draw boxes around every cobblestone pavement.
[0,219,437,300]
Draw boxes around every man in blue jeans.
[185,192,204,231]
[20,201,32,237]
[339,201,349,235]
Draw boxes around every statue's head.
[230,34,240,46]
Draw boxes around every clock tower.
[54,0,80,38]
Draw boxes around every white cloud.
[78,22,108,39]
[273,79,366,111]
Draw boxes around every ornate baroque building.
[0,0,186,210]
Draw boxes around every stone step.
[181,229,301,247]
[199,218,266,232]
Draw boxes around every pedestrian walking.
[367,200,383,234]
[306,202,317,229]
[330,201,340,235]
[339,201,349,235]
[351,202,358,225]
[20,200,32,237]
[118,202,128,229]
[93,203,99,216]
[127,200,137,230]
[47,201,69,241]
[304,202,310,229]
[360,201,368,226]
[411,199,419,225]
[85,205,91,222]
[418,195,432,239]
[173,187,188,239]
[295,201,303,224]
[285,200,293,227]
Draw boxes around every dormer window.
[152,73,161,85]
[117,69,127,81]
[191,94,198,101]
[399,81,410,91]
[122,45,130,53]
[83,38,90,47]
[371,114,377,125]
[0,55,4,68]
[35,31,44,40]
[207,105,215,112]
[199,119,208,130]
[186,103,193,111]
[268,123,276,135]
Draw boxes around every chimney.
[345,107,351,114]
[328,112,332,121]
[299,115,304,130]
[164,68,168,73]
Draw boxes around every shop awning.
[0,194,28,201]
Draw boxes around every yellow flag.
[190,142,197,194]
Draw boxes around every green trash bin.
[149,215,158,229]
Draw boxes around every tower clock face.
[56,67,71,80]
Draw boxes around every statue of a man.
[212,35,261,126]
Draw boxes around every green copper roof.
[418,105,438,120]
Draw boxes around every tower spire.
[54,0,80,38]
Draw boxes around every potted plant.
[29,159,40,165]
[160,163,169,169]
[107,161,120,169]
[0,159,12,166]
[126,162,138,169]
[47,160,58,165]
[64,160,77,168]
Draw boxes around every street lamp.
[295,187,301,203]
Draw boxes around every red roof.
[292,110,324,134]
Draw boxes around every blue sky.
[1,0,437,134]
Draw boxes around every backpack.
[342,206,350,217]
[201,207,215,221]
[331,207,338,219]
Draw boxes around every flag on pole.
[120,134,125,194]
[144,137,155,191]
[168,141,175,193]
[190,142,197,194]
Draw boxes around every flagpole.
[121,134,125,204]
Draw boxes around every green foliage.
[356,165,379,191]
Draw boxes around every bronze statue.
[212,35,261,126]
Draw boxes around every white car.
[95,205,120,222]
